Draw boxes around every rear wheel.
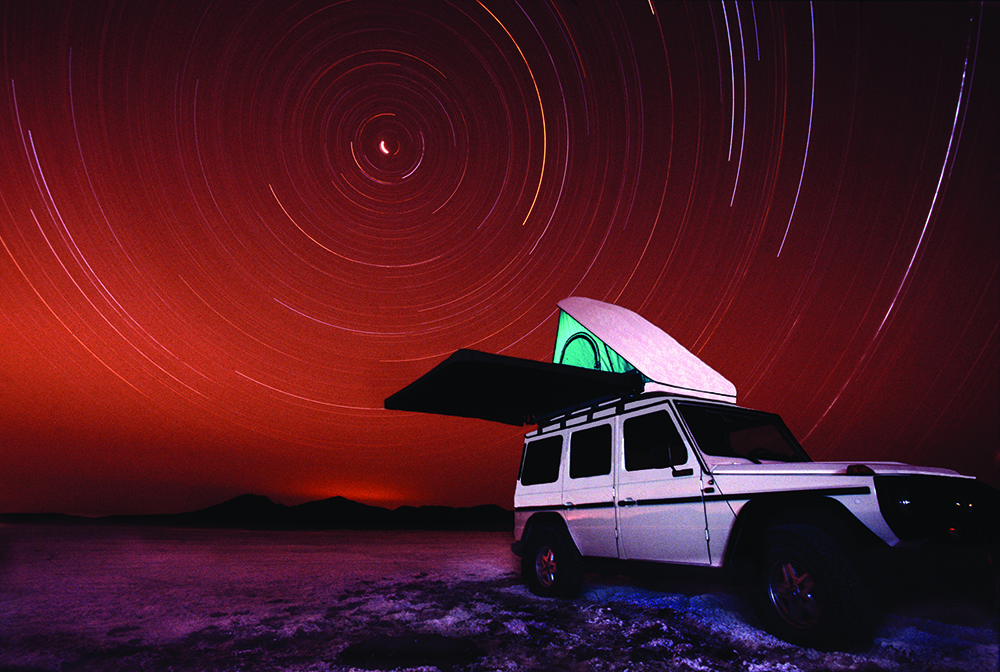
[521,527,584,599]
[753,524,875,650]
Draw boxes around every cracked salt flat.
[0,524,995,671]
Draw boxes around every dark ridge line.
[0,493,514,532]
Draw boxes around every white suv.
[510,391,996,648]
[385,298,997,649]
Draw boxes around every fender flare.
[512,511,579,558]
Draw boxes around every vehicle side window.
[623,411,687,471]
[519,436,563,485]
[570,424,612,479]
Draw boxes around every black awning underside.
[384,348,645,426]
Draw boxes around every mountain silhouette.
[1,495,512,531]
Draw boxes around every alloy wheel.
[767,559,820,629]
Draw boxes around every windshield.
[675,402,810,464]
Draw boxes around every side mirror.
[668,439,693,477]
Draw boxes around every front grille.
[874,475,998,544]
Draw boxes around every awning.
[384,348,645,426]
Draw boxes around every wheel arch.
[519,511,580,555]
[723,494,884,571]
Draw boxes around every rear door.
[562,422,618,558]
[516,434,565,511]
[615,406,711,565]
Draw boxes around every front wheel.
[753,524,876,650]
[521,527,584,599]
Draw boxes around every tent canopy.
[384,348,644,426]
[556,297,737,403]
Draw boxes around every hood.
[709,461,971,479]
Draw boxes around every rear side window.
[519,436,563,485]
[623,411,687,471]
[570,424,612,479]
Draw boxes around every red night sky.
[1,1,997,516]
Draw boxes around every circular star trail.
[1,1,996,515]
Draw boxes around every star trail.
[1,1,997,516]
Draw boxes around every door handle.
[619,498,636,507]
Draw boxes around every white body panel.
[614,404,712,564]
[710,471,899,547]
[616,464,710,564]
[708,462,967,479]
[562,421,619,559]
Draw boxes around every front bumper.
[875,475,999,546]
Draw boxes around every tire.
[521,526,584,599]
[752,524,876,650]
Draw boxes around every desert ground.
[0,524,996,671]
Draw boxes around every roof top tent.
[384,297,737,426]
[554,297,736,404]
